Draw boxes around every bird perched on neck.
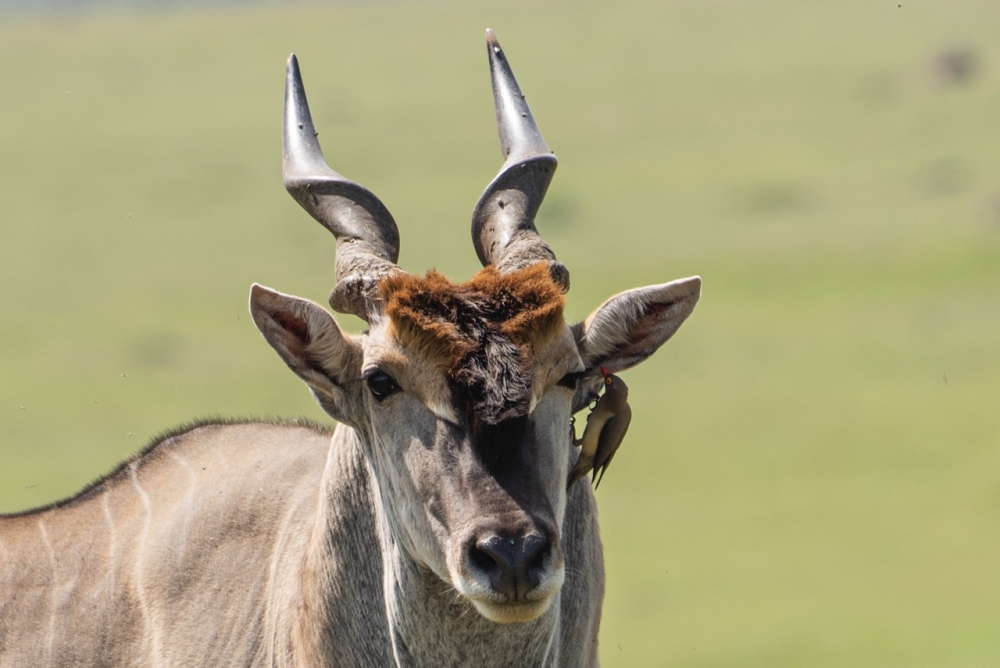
[567,367,632,489]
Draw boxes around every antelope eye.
[557,371,583,390]
[364,369,399,401]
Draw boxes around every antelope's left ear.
[572,276,701,374]
[249,283,364,425]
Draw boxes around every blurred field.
[1,1,998,665]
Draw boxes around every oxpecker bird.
[567,368,632,489]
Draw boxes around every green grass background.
[1,1,998,665]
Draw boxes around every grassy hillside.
[1,1,998,665]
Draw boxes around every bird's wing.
[592,403,632,489]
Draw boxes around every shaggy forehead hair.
[379,264,565,424]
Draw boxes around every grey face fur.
[250,265,586,624]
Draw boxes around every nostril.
[527,542,548,570]
[524,537,549,588]
[469,545,501,575]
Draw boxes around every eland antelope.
[0,30,700,667]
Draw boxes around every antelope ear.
[249,284,363,422]
[572,276,701,373]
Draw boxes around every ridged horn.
[471,29,569,291]
[283,54,402,320]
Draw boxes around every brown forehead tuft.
[379,263,565,358]
[378,263,566,423]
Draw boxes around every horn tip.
[287,53,299,70]
[485,28,502,55]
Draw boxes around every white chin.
[470,596,554,624]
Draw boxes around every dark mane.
[0,416,332,519]
[380,264,565,425]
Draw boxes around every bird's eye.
[557,371,583,390]
[364,369,399,401]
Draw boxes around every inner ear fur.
[572,276,701,374]
[249,283,362,403]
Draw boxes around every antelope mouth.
[453,563,566,624]
[469,596,556,624]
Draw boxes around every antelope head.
[250,30,700,624]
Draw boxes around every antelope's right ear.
[249,284,363,422]
[572,276,702,374]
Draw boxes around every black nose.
[468,534,550,602]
